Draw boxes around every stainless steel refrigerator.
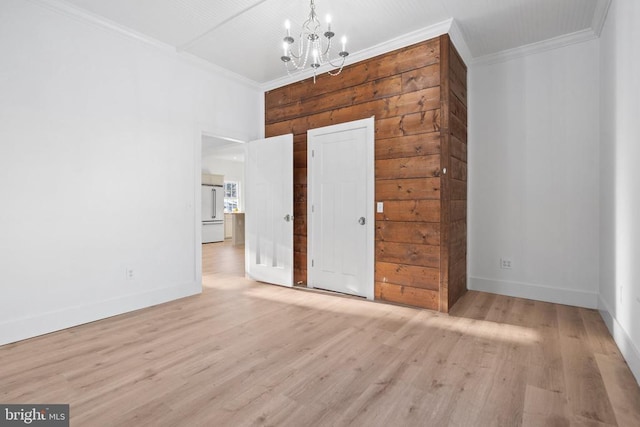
[202,184,224,243]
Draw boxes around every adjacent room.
[1,0,639,425]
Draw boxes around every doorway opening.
[201,134,246,282]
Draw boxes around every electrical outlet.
[126,268,135,280]
[500,258,512,269]
[376,202,384,213]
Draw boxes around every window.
[224,181,239,212]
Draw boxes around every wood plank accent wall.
[265,35,467,312]
[439,36,468,312]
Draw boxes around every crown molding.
[447,19,473,66]
[592,0,612,36]
[471,28,598,66]
[261,19,454,92]
[27,0,262,90]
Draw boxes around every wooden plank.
[294,251,307,274]
[451,200,466,222]
[375,262,439,291]
[522,385,571,426]
[265,121,294,138]
[450,178,466,200]
[450,89,467,124]
[265,75,403,124]
[594,353,640,427]
[557,305,618,425]
[450,157,467,181]
[374,200,440,222]
[375,178,440,200]
[449,42,467,84]
[293,167,307,185]
[293,215,307,236]
[450,135,467,162]
[375,110,441,139]
[294,184,306,202]
[449,221,466,264]
[375,221,440,246]
[448,43,467,107]
[374,282,439,310]
[375,132,440,160]
[293,234,307,253]
[450,79,467,111]
[293,150,307,169]
[450,111,467,144]
[294,267,306,285]
[264,85,291,110]
[376,241,440,268]
[375,155,441,180]
[401,64,440,93]
[293,201,306,218]
[581,309,625,358]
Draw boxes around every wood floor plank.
[0,241,638,426]
[522,385,571,427]
[595,353,640,427]
[557,305,618,425]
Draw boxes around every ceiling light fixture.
[280,0,349,83]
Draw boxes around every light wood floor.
[1,241,639,426]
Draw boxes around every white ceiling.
[54,0,609,87]
[202,136,245,162]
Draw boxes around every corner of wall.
[598,296,640,385]
[469,277,599,309]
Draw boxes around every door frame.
[307,117,375,300]
[197,129,249,289]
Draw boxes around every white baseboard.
[598,297,640,385]
[468,276,599,308]
[0,282,201,347]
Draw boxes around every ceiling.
[54,0,609,87]
[202,136,245,162]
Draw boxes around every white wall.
[0,0,262,345]
[202,155,245,211]
[468,39,601,308]
[598,0,640,383]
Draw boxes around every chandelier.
[280,0,349,83]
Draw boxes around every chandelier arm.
[279,0,349,83]
[326,56,346,69]
[321,37,332,57]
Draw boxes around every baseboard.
[468,276,599,308]
[598,296,640,385]
[0,282,201,347]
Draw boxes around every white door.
[307,117,375,299]
[245,134,294,287]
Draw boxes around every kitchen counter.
[231,212,245,246]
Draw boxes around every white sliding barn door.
[245,134,294,287]
[307,117,374,299]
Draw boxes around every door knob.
[284,214,294,222]
[358,217,366,225]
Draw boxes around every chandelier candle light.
[280,0,349,83]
